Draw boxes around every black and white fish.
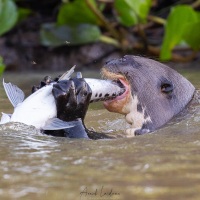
[0,67,125,130]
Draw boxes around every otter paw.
[52,78,92,122]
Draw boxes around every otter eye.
[161,81,173,94]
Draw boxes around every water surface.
[0,69,200,200]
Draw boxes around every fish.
[85,78,125,102]
[0,67,125,130]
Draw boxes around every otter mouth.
[101,68,130,104]
[108,78,129,102]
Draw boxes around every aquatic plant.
[0,0,200,61]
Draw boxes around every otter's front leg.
[51,78,92,138]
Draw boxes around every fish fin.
[58,65,76,81]
[42,118,79,130]
[0,112,11,124]
[3,79,25,107]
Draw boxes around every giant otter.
[36,55,196,138]
[101,55,195,136]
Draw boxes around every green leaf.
[17,7,32,23]
[57,0,100,26]
[115,0,138,26]
[40,23,101,47]
[114,0,151,26]
[183,21,200,50]
[0,56,5,76]
[0,0,18,36]
[125,0,151,21]
[160,5,199,60]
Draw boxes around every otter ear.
[161,80,173,94]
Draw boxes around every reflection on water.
[0,70,200,200]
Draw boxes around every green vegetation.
[1,0,200,61]
[114,0,151,26]
[0,56,5,75]
[161,5,200,60]
[0,0,18,36]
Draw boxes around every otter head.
[101,55,195,136]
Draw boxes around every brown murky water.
[0,69,200,200]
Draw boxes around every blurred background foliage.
[0,0,200,72]
[0,56,5,75]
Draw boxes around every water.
[0,69,200,200]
